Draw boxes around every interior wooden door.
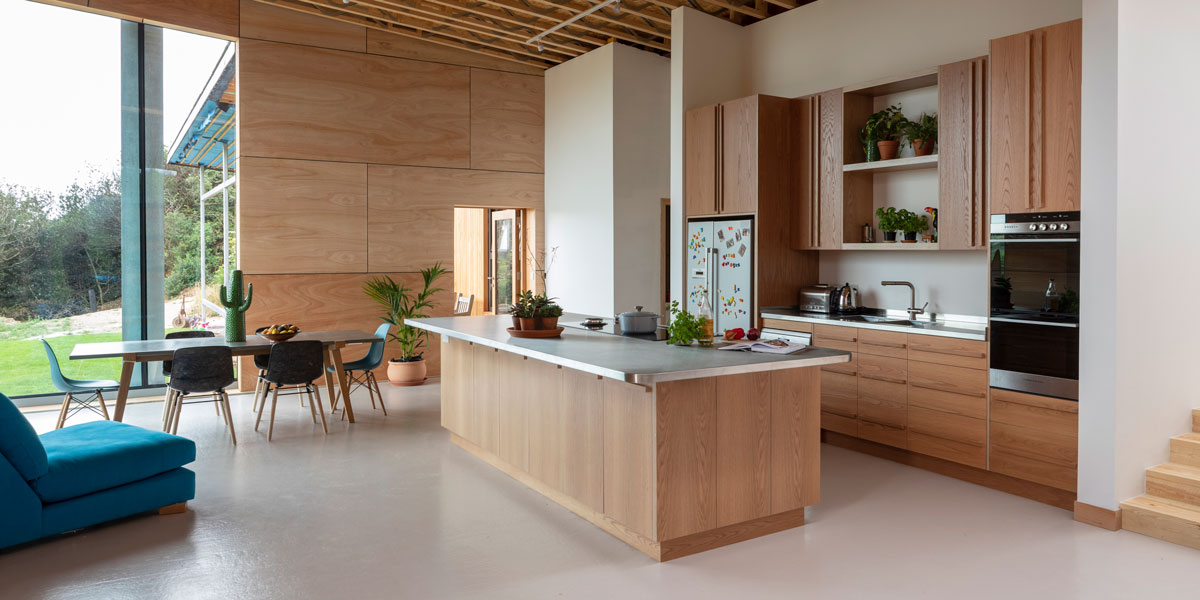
[938,56,989,249]
[720,96,759,215]
[488,209,521,314]
[684,104,719,217]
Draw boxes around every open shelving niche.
[841,68,942,250]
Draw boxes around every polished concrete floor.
[2,382,1197,599]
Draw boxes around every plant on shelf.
[362,262,447,386]
[902,112,938,156]
[666,301,702,346]
[875,207,901,242]
[859,104,906,161]
[896,209,929,243]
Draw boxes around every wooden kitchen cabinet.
[684,104,718,217]
[989,388,1078,491]
[938,56,989,248]
[792,89,843,250]
[989,19,1081,214]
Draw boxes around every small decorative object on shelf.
[859,104,906,161]
[875,207,900,242]
[924,207,939,242]
[902,112,939,156]
[862,223,875,243]
[219,269,253,342]
[363,262,447,386]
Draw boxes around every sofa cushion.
[0,392,49,481]
[31,421,196,503]
[41,467,195,539]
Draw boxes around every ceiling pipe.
[526,0,622,50]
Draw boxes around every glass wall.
[0,2,233,400]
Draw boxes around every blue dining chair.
[329,324,390,417]
[41,339,120,430]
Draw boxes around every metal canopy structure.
[167,42,236,321]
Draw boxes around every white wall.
[547,44,670,317]
[546,47,615,316]
[820,252,989,316]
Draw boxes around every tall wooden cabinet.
[684,104,718,218]
[938,57,989,249]
[684,95,791,217]
[989,19,1081,214]
[792,90,844,250]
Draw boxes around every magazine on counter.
[718,338,809,355]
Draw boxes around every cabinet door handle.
[860,373,907,385]
[909,381,987,398]
[812,94,821,248]
[910,344,985,358]
[863,340,907,349]
[1028,31,1045,210]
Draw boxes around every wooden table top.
[69,330,383,361]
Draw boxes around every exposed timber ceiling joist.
[251,0,817,70]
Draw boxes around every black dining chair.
[164,346,237,445]
[250,327,316,415]
[161,330,216,429]
[254,341,328,441]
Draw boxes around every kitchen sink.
[836,315,897,323]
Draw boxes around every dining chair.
[255,341,328,441]
[328,323,390,417]
[161,330,216,429]
[164,346,237,444]
[453,293,474,316]
[41,339,120,430]
[250,327,313,414]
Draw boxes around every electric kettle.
[836,282,859,313]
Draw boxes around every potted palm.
[902,112,938,156]
[859,105,906,161]
[362,263,447,386]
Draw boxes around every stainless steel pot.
[616,306,661,334]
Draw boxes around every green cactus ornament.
[219,270,253,342]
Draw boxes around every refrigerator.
[687,218,753,334]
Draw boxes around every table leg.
[331,342,355,423]
[112,356,136,422]
[322,346,339,414]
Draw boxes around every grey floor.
[2,382,1197,600]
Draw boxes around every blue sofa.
[0,393,196,550]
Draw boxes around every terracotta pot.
[912,138,935,156]
[535,316,559,330]
[519,317,540,330]
[876,140,900,161]
[387,358,427,386]
[511,315,522,330]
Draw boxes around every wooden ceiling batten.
[421,0,615,50]
[479,0,671,51]
[359,0,591,55]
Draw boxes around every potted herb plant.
[902,112,938,156]
[666,301,702,346]
[875,207,901,242]
[511,290,533,330]
[362,262,447,386]
[896,209,929,243]
[859,105,906,161]
[514,291,562,331]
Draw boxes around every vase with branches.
[362,262,446,385]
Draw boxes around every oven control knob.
[1048,223,1059,231]
[1028,224,1038,231]
[1038,223,1049,231]
[1060,223,1070,231]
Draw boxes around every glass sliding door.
[489,210,521,314]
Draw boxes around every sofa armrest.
[0,454,42,549]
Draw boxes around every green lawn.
[0,332,125,397]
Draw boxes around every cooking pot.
[616,306,661,334]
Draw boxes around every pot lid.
[617,305,660,318]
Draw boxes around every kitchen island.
[408,315,850,561]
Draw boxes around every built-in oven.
[989,212,1080,400]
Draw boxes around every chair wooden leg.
[252,374,264,413]
[255,383,270,431]
[221,391,237,445]
[172,392,185,435]
[56,393,71,429]
[306,385,318,424]
[370,372,387,416]
[161,389,174,430]
[96,389,110,420]
[313,385,328,435]
[268,387,281,441]
[158,502,188,515]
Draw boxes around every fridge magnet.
[738,243,747,256]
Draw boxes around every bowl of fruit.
[258,323,300,343]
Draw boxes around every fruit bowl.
[258,324,301,343]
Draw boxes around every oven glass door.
[990,319,1079,381]
[990,238,1080,317]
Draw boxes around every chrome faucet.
[881,281,929,319]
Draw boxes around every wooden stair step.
[1145,463,1200,505]
[1121,495,1200,551]
[1171,433,1200,468]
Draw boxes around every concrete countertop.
[408,314,850,385]
[761,307,988,341]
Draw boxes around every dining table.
[69,330,384,423]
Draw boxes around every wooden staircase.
[1121,410,1200,549]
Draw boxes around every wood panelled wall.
[45,0,546,385]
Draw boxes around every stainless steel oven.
[989,212,1080,400]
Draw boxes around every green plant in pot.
[513,291,562,331]
[666,300,703,346]
[896,209,929,242]
[363,262,446,386]
[875,207,901,242]
[902,112,938,156]
[859,104,906,161]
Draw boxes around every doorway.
[489,209,522,314]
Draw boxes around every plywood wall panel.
[239,157,368,275]
[238,39,470,167]
[366,28,545,76]
[239,0,365,52]
[470,69,545,173]
[89,0,238,37]
[366,165,544,272]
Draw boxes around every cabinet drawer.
[822,350,857,375]
[821,411,858,437]
[858,329,908,359]
[814,324,858,343]
[990,422,1077,467]
[761,318,813,333]
[908,335,987,369]
[858,354,907,384]
[908,406,985,447]
[857,378,906,428]
[909,361,987,400]
[909,430,986,469]
[859,419,907,449]
[820,371,857,417]
[990,388,1078,436]
[990,449,1076,492]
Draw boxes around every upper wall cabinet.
[792,90,843,250]
[938,57,989,249]
[684,95,791,218]
[989,19,1082,214]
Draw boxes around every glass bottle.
[1042,278,1058,312]
[698,290,715,346]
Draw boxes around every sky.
[0,0,230,196]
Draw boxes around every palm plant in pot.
[859,105,906,161]
[902,112,938,156]
[362,263,446,386]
